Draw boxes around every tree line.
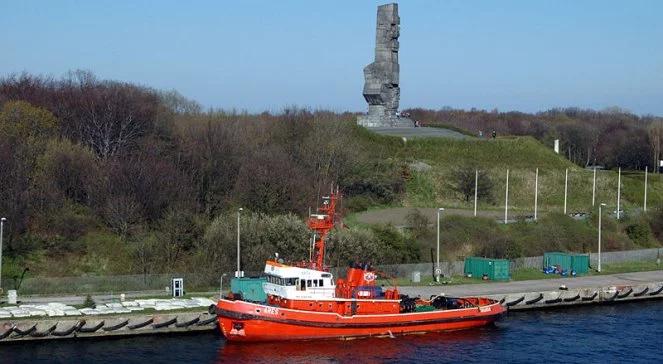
[406,107,663,171]
[0,72,411,276]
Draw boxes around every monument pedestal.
[357,114,413,128]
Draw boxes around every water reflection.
[216,326,501,364]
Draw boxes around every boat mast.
[307,185,339,270]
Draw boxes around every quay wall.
[0,311,216,343]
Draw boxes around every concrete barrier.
[487,282,663,311]
[0,311,216,342]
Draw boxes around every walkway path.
[399,270,663,297]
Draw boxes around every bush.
[83,294,96,308]
[625,222,652,246]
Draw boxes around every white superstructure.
[262,261,336,300]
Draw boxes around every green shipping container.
[571,254,589,274]
[230,277,267,302]
[543,252,589,274]
[464,257,510,281]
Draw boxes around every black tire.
[525,294,543,305]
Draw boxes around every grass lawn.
[388,261,663,286]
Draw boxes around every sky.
[1,0,662,115]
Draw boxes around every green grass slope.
[356,129,663,214]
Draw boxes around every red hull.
[215,299,506,342]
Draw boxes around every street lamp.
[220,273,228,299]
[598,203,606,273]
[0,217,5,292]
[236,208,243,278]
[436,208,444,282]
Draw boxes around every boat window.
[307,279,312,287]
[300,279,306,290]
[322,273,331,278]
[318,279,323,287]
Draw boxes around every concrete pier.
[0,311,216,342]
[400,270,663,311]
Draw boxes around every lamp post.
[504,169,509,224]
[644,166,648,212]
[617,167,621,220]
[592,167,597,207]
[236,208,243,278]
[534,168,539,221]
[0,217,5,291]
[436,207,444,282]
[563,168,568,215]
[598,203,606,273]
[220,273,228,299]
[473,169,478,217]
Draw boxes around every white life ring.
[363,272,376,282]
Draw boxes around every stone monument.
[357,3,412,128]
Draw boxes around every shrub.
[83,294,96,308]
[625,222,652,246]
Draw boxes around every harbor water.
[2,301,662,363]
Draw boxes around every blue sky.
[1,0,662,115]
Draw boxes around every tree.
[448,168,493,203]
[649,119,663,172]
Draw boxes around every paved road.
[16,290,219,305]
[399,270,663,297]
[370,127,470,139]
[355,207,533,226]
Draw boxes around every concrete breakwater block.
[128,317,153,330]
[31,321,57,337]
[12,322,37,336]
[152,315,177,329]
[175,314,200,328]
[102,318,129,331]
[197,313,217,326]
[52,321,82,336]
[0,323,14,339]
[79,319,104,333]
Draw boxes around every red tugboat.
[215,191,505,342]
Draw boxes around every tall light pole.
[473,169,478,217]
[563,168,568,215]
[0,217,5,291]
[598,203,606,273]
[644,166,648,212]
[236,208,243,278]
[504,169,509,224]
[534,168,539,221]
[592,167,597,207]
[436,207,444,283]
[617,167,621,220]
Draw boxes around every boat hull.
[215,299,505,342]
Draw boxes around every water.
[2,301,662,364]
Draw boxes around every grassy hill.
[347,126,663,261]
[355,129,663,215]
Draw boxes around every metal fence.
[17,273,219,296]
[13,248,662,296]
[367,247,663,280]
